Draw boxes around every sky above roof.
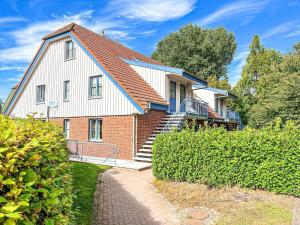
[0,0,299,101]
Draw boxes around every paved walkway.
[92,168,180,225]
[293,198,300,225]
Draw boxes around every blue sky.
[0,0,300,102]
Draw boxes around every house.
[193,86,240,130]
[3,23,210,163]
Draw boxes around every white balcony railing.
[183,98,209,118]
[222,109,240,122]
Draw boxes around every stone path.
[92,168,180,225]
[293,198,300,225]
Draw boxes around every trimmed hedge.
[153,119,300,197]
[0,115,73,225]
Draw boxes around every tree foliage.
[152,24,237,80]
[233,36,300,127]
[0,115,73,224]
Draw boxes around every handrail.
[67,140,119,164]
[163,98,188,132]
[163,98,209,132]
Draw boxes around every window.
[89,76,102,98]
[64,81,70,101]
[89,119,102,141]
[65,40,76,60]
[36,85,45,103]
[215,98,219,112]
[64,119,70,139]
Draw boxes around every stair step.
[136,152,152,158]
[148,137,156,140]
[142,144,152,148]
[145,140,154,144]
[139,148,152,153]
[134,157,152,162]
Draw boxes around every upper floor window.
[89,119,102,141]
[64,80,70,101]
[89,76,102,98]
[36,85,45,103]
[64,119,70,139]
[65,40,76,60]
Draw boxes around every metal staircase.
[133,113,185,162]
[133,98,208,163]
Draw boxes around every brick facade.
[136,110,166,151]
[51,115,134,160]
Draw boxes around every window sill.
[65,57,76,62]
[36,102,45,105]
[88,96,103,100]
[89,139,103,143]
[63,100,70,102]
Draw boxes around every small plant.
[152,119,300,197]
[0,115,73,224]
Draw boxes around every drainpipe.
[132,114,138,160]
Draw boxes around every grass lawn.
[71,162,110,225]
[154,180,296,225]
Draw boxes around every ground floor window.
[64,119,70,139]
[89,119,102,141]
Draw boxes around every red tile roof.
[45,23,167,110]
[208,106,223,119]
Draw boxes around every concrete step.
[134,157,152,162]
[148,137,156,140]
[139,148,152,153]
[145,140,154,144]
[142,144,152,149]
[136,152,152,158]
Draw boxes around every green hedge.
[153,119,300,196]
[0,115,73,225]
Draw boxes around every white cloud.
[0,17,27,25]
[0,66,26,71]
[262,21,300,39]
[198,0,269,26]
[108,0,196,22]
[229,50,249,85]
[4,73,23,82]
[0,10,124,63]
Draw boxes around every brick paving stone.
[92,168,180,225]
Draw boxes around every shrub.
[152,119,300,196]
[0,115,73,225]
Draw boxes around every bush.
[152,119,300,197]
[0,115,73,225]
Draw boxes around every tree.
[152,24,237,80]
[248,43,300,127]
[233,35,282,125]
[0,98,3,114]
[207,75,231,91]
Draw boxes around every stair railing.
[162,98,189,132]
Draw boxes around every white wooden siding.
[130,65,167,99]
[130,65,193,111]
[194,89,215,110]
[10,37,140,118]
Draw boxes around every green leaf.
[0,196,7,203]
[4,218,16,225]
[3,179,15,185]
[6,212,22,219]
[45,219,54,225]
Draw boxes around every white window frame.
[64,119,70,139]
[89,119,102,142]
[89,75,102,98]
[65,40,76,60]
[36,85,45,104]
[63,80,70,101]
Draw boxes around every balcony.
[222,109,240,122]
[180,98,208,119]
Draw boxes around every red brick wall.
[50,115,133,160]
[136,110,166,151]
